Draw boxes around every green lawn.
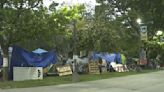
[0,70,160,89]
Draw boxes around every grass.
[0,69,160,89]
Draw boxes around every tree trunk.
[73,20,78,56]
[1,46,9,81]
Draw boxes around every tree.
[77,0,133,52]
[89,0,164,56]
[0,1,86,81]
[104,0,164,38]
[0,0,50,81]
[147,31,164,64]
[121,0,164,57]
[56,5,86,54]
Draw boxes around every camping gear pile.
[0,45,130,81]
[64,52,129,74]
[91,52,129,72]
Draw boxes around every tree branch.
[30,0,41,9]
[0,0,8,8]
[8,0,24,45]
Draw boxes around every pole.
[139,25,148,66]
[72,20,79,82]
[72,20,77,55]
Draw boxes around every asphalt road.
[1,70,164,92]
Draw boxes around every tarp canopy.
[32,48,48,54]
[103,53,116,63]
[91,52,123,64]
[115,53,122,64]
[9,46,58,80]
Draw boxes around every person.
[38,69,41,78]
[98,57,103,74]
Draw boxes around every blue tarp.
[115,53,122,64]
[92,52,102,60]
[103,53,116,63]
[92,52,122,64]
[9,46,58,80]
[0,53,2,69]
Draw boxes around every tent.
[32,48,48,54]
[91,52,123,64]
[9,46,58,80]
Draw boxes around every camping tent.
[32,48,48,54]
[9,46,58,80]
[91,52,124,64]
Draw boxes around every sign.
[88,62,100,74]
[140,26,148,41]
[3,58,8,67]
[56,65,72,76]
[13,67,43,81]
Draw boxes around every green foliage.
[147,32,164,63]
[0,0,163,58]
[0,0,85,53]
[75,0,140,55]
[0,0,44,53]
[93,0,164,57]
[47,4,86,53]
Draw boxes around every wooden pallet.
[56,65,72,76]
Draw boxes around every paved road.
[1,71,164,92]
